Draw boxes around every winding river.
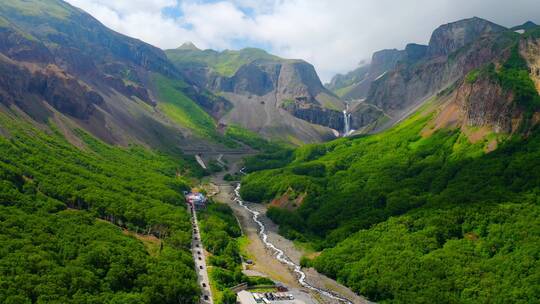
[233,184,353,304]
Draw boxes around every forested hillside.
[198,203,272,304]
[242,103,540,303]
[241,37,540,302]
[0,109,202,303]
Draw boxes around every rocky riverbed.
[208,158,369,304]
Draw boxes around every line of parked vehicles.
[192,207,211,302]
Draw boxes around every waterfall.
[343,104,352,136]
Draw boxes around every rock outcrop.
[282,98,344,131]
[349,103,386,130]
[103,76,154,106]
[427,17,507,57]
[520,36,540,92]
[456,74,516,132]
[0,59,103,120]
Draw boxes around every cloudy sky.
[66,0,540,82]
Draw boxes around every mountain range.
[0,0,351,148]
[4,0,535,147]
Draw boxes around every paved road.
[190,206,213,304]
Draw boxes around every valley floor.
[207,157,369,304]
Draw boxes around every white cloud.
[180,1,256,49]
[65,0,540,82]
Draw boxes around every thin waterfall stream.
[233,184,353,304]
[343,103,352,137]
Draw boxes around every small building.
[237,290,257,304]
[185,192,207,209]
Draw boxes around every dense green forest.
[0,110,202,303]
[241,54,540,301]
[198,203,271,304]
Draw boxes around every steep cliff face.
[282,99,344,131]
[326,17,519,135]
[326,48,408,101]
[30,65,104,119]
[0,1,178,78]
[217,58,332,105]
[456,75,517,133]
[277,60,327,99]
[404,43,428,62]
[224,59,346,141]
[427,17,507,57]
[370,49,406,76]
[217,60,280,96]
[366,20,514,127]
[349,102,386,131]
[428,36,540,137]
[520,35,540,92]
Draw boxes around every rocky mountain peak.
[427,17,507,57]
[177,42,200,51]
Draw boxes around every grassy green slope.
[0,110,202,303]
[153,74,217,136]
[153,73,289,149]
[0,0,72,20]
[165,48,278,77]
[240,97,540,302]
